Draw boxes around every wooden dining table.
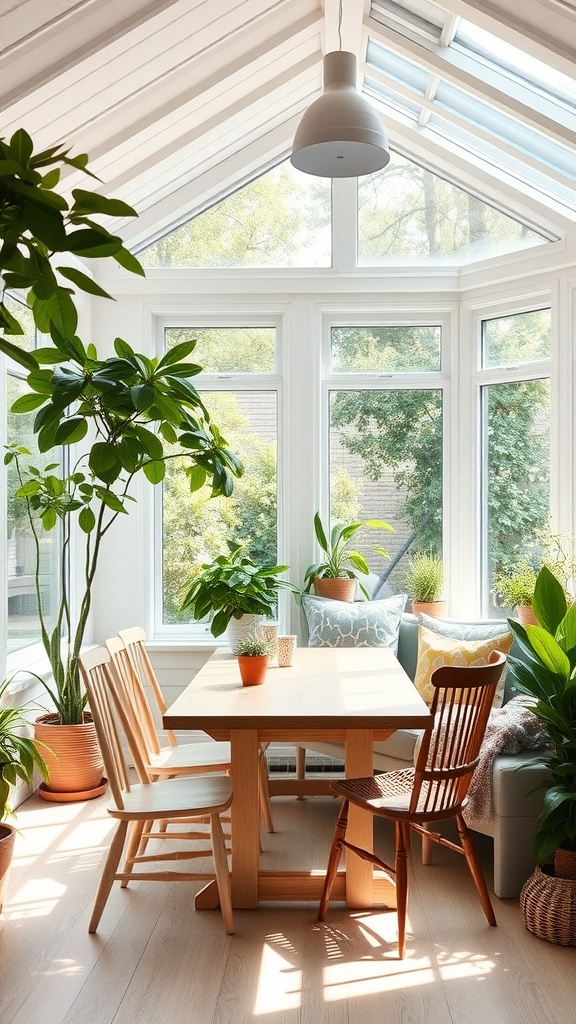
[163,646,431,911]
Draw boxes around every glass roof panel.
[365,1,576,220]
[364,76,422,119]
[454,19,576,110]
[434,81,576,181]
[366,38,430,95]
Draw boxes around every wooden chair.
[317,651,507,958]
[110,627,274,833]
[79,647,234,935]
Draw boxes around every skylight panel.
[435,81,576,182]
[364,76,422,119]
[428,112,575,214]
[370,0,445,42]
[454,20,576,110]
[366,39,429,95]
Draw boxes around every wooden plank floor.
[0,789,574,1024]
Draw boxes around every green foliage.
[493,560,538,609]
[303,512,393,597]
[404,551,444,602]
[140,161,331,269]
[331,386,443,556]
[235,630,274,658]
[6,334,243,723]
[507,566,576,862]
[0,677,49,820]
[0,129,143,371]
[161,391,278,624]
[179,541,298,638]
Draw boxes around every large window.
[480,308,551,615]
[327,324,444,600]
[159,326,279,631]
[4,297,61,655]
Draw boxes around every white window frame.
[152,309,287,640]
[466,293,554,616]
[319,305,454,605]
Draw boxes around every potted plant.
[493,560,538,625]
[179,541,298,652]
[0,677,49,913]
[405,551,445,617]
[235,630,275,686]
[507,566,576,944]
[303,511,393,602]
[2,131,242,798]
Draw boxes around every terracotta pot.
[238,655,268,686]
[34,713,105,799]
[313,577,356,602]
[0,823,16,915]
[412,600,447,618]
[515,605,538,626]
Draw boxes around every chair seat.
[332,769,465,822]
[107,774,233,820]
[148,740,231,773]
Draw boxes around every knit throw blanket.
[463,697,550,827]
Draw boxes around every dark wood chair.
[317,651,507,958]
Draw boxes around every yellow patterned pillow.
[413,625,513,706]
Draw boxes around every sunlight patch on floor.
[254,935,302,1014]
[323,956,436,1000]
[4,876,66,920]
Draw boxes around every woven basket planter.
[520,865,576,946]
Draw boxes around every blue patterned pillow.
[302,593,407,652]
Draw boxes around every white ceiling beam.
[0,0,185,107]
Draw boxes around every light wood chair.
[110,627,274,833]
[79,647,234,935]
[317,651,507,958]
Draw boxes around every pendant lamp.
[290,50,390,178]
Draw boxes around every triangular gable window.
[358,150,552,265]
[140,162,331,269]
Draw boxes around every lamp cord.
[338,0,343,50]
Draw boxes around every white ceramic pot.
[225,614,261,654]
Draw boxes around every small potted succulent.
[0,677,49,914]
[235,630,275,686]
[303,511,393,602]
[404,551,445,617]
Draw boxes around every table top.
[163,646,431,734]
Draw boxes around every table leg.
[344,729,374,907]
[231,729,260,908]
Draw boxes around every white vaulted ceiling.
[1,0,575,249]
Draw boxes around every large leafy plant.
[303,511,393,598]
[1,129,242,726]
[6,337,242,724]
[0,129,142,372]
[507,565,576,862]
[180,541,297,638]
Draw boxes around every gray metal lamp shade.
[290,51,390,178]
